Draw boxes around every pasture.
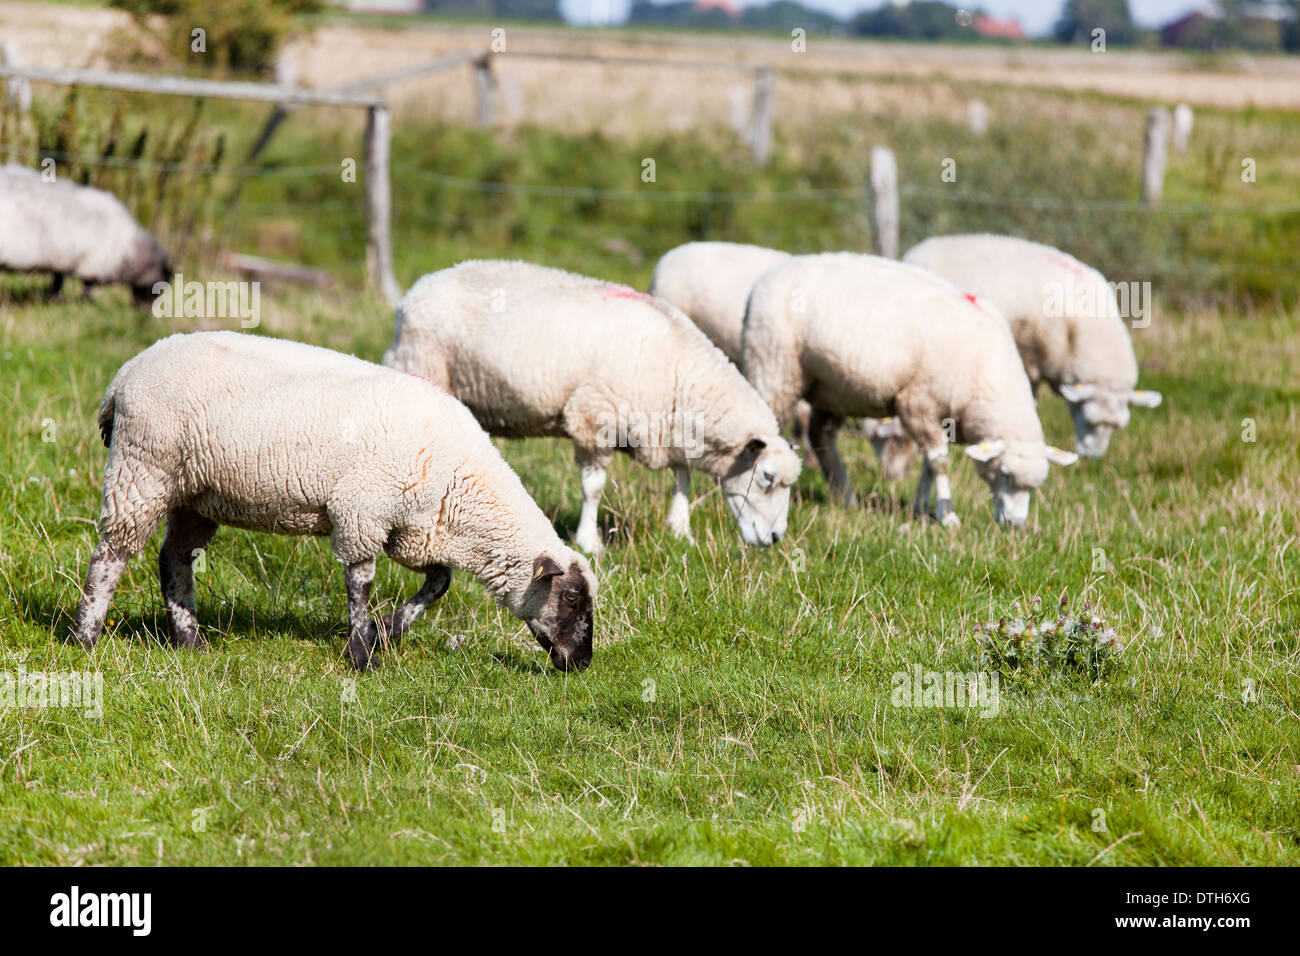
[0,22,1297,866]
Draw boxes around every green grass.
[0,285,1296,866]
[0,77,1297,864]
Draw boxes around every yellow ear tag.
[534,564,546,580]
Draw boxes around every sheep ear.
[744,437,766,455]
[532,555,563,582]
[1128,389,1163,408]
[1059,383,1095,403]
[964,439,1005,462]
[1045,445,1079,467]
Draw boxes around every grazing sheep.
[741,253,1077,527]
[649,241,791,364]
[70,331,597,672]
[648,240,818,462]
[383,260,802,554]
[903,233,1162,458]
[0,163,169,306]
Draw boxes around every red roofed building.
[972,15,1026,41]
[693,0,741,17]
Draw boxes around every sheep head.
[719,435,802,546]
[965,439,1077,527]
[1058,383,1163,458]
[522,552,596,672]
[125,233,171,310]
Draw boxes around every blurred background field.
[0,2,1296,865]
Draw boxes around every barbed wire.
[392,163,1300,216]
[4,147,1292,218]
[0,146,341,178]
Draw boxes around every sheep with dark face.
[0,164,169,307]
[71,332,597,672]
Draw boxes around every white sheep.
[383,260,803,554]
[649,241,791,364]
[741,252,1077,527]
[70,331,597,672]
[903,233,1162,458]
[649,240,821,461]
[0,163,170,306]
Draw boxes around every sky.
[559,0,1206,34]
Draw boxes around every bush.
[108,0,323,76]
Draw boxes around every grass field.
[0,284,1296,865]
[0,14,1298,866]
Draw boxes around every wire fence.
[2,76,1298,307]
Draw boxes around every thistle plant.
[975,593,1124,684]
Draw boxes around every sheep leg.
[81,279,98,302]
[69,542,131,649]
[379,564,451,640]
[48,272,64,299]
[927,447,961,528]
[666,465,693,541]
[157,508,218,649]
[344,558,380,670]
[70,460,171,649]
[809,408,855,507]
[791,399,817,467]
[912,458,935,520]
[572,447,610,555]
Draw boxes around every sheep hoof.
[347,622,382,670]
[572,529,605,556]
[940,511,962,529]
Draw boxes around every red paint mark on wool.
[1049,254,1087,277]
[602,285,650,302]
[963,293,978,305]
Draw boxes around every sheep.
[0,163,169,306]
[383,260,803,555]
[903,233,1162,459]
[649,240,820,462]
[649,241,791,364]
[741,252,1077,528]
[69,331,597,672]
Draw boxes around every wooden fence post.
[365,104,401,306]
[474,55,496,128]
[968,99,988,135]
[729,86,748,137]
[1172,103,1193,153]
[1142,107,1170,207]
[870,146,899,259]
[1,40,31,113]
[750,68,774,165]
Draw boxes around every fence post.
[968,99,988,135]
[750,68,774,165]
[1172,103,1193,153]
[1142,107,1170,207]
[729,86,748,137]
[365,104,401,307]
[1,40,31,113]
[474,55,496,128]
[870,146,899,259]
